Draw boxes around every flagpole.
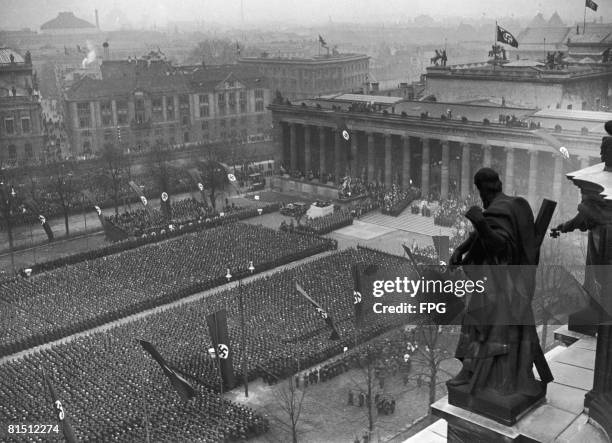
[584,4,587,35]
[239,282,248,397]
[213,312,224,395]
[493,21,499,71]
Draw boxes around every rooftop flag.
[586,0,598,11]
[496,24,519,48]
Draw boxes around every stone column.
[421,138,430,197]
[367,132,375,183]
[289,123,297,171]
[334,129,342,182]
[385,134,393,188]
[505,147,515,196]
[402,135,411,188]
[460,142,470,198]
[441,140,450,200]
[552,154,563,202]
[528,150,538,206]
[319,126,326,176]
[350,131,358,175]
[304,125,311,174]
[482,144,492,168]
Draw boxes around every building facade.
[424,62,612,111]
[64,60,272,157]
[270,97,604,211]
[0,48,45,165]
[238,53,369,101]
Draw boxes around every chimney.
[95,9,99,29]
[103,41,109,60]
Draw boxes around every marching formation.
[0,223,333,357]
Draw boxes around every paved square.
[334,221,396,239]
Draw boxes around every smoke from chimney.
[82,40,97,68]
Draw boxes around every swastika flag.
[496,24,519,48]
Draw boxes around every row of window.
[78,91,266,128]
[3,117,31,135]
[5,143,33,160]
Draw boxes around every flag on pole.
[138,340,196,402]
[295,282,340,340]
[43,370,78,443]
[496,24,519,48]
[160,191,172,220]
[95,206,129,242]
[351,263,379,327]
[586,0,598,11]
[206,309,236,389]
[129,181,149,208]
[402,244,422,278]
[318,35,327,48]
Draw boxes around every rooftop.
[426,62,612,82]
[238,53,369,64]
[319,93,404,105]
[40,12,95,30]
[517,26,571,46]
[66,62,266,100]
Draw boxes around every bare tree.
[345,341,405,437]
[409,325,458,412]
[196,148,228,211]
[272,372,307,443]
[101,143,128,217]
[48,160,79,235]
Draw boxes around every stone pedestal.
[446,382,547,427]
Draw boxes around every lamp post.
[23,207,36,264]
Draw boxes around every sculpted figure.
[448,168,552,421]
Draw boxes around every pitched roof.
[517,26,571,45]
[548,12,565,27]
[528,13,548,28]
[65,63,266,100]
[41,12,95,30]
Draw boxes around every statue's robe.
[455,193,548,396]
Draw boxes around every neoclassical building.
[64,60,272,156]
[270,94,605,211]
[238,53,369,101]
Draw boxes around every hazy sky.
[1,0,609,29]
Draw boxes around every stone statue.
[447,168,553,425]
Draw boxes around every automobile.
[280,201,308,217]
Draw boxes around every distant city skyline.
[0,0,610,31]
